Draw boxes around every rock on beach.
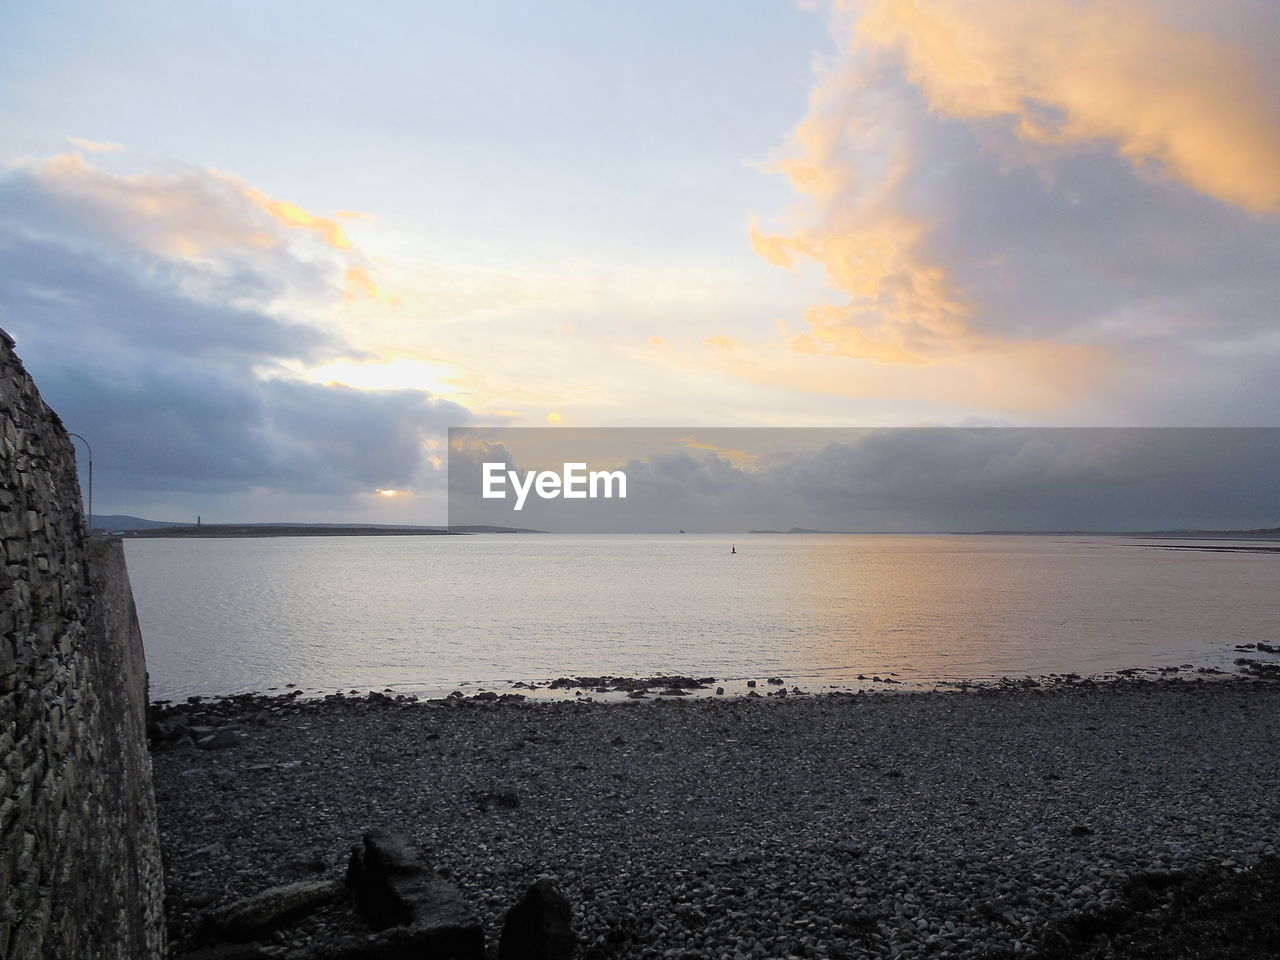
[153,679,1280,959]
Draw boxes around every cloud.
[791,334,820,354]
[244,189,353,249]
[0,233,334,363]
[857,0,1280,213]
[678,435,760,468]
[23,354,467,497]
[0,153,471,508]
[343,265,397,304]
[694,334,1110,414]
[10,152,283,258]
[68,138,124,154]
[744,0,1280,417]
[750,36,1075,368]
[2,150,394,307]
[449,427,1280,532]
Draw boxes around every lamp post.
[67,432,92,534]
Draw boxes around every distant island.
[118,524,455,538]
[94,516,545,537]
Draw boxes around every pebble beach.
[153,678,1280,959]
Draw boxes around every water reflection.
[125,534,1277,699]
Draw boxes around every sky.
[2,0,1278,524]
[449,428,1280,532]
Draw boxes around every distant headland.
[94,515,544,537]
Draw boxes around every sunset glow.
[2,0,1276,523]
[6,9,1277,954]
[301,357,466,399]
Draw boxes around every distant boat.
[679,529,686,534]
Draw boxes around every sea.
[123,534,1279,701]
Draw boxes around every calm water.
[124,534,1278,700]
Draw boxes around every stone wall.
[0,329,165,959]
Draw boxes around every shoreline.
[153,676,1280,958]
[148,646,1278,711]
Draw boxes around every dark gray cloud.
[915,145,1280,346]
[0,233,337,363]
[450,428,1280,532]
[0,166,469,507]
[24,357,466,496]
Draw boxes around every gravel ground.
[152,679,1280,959]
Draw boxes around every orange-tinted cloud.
[749,224,802,269]
[679,435,761,468]
[344,265,380,301]
[68,137,123,153]
[752,0,1279,393]
[694,334,1111,414]
[857,0,1280,214]
[16,152,389,318]
[750,212,979,365]
[19,151,366,261]
[22,152,244,258]
[245,189,352,248]
[343,265,400,306]
[750,21,996,367]
[791,334,820,355]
